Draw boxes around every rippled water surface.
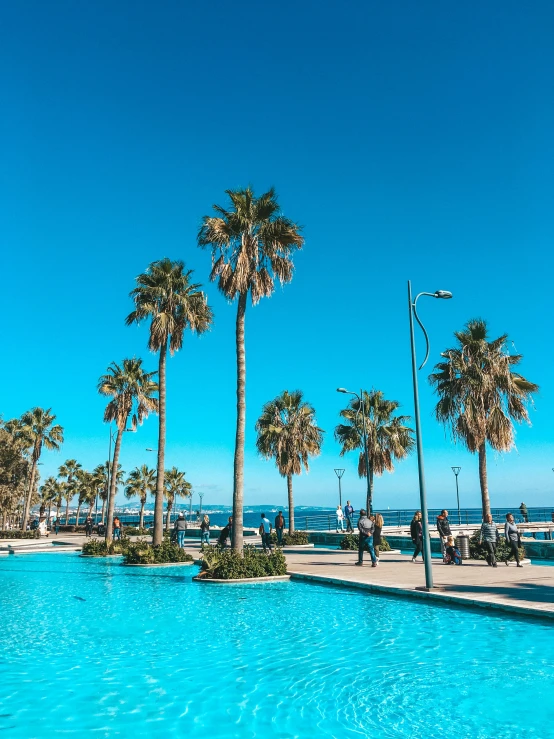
[1,553,553,738]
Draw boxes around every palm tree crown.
[163,466,192,529]
[124,464,155,530]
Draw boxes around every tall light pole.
[199,491,204,517]
[337,388,372,513]
[451,467,461,524]
[334,469,345,507]
[408,282,453,590]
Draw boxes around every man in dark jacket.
[274,511,286,545]
[436,510,451,558]
[480,514,500,567]
[218,516,233,548]
[355,509,377,567]
[344,501,355,532]
[174,513,187,548]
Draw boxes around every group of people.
[335,502,355,533]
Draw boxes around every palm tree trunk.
[2,512,7,529]
[478,442,491,519]
[287,474,294,533]
[100,499,106,524]
[139,499,145,530]
[165,500,172,530]
[106,426,124,545]
[153,340,167,546]
[21,458,38,531]
[368,468,374,514]
[75,504,82,527]
[232,292,247,552]
[65,497,71,524]
[88,501,94,516]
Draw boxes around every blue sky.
[1,1,553,510]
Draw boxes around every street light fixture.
[408,282,453,590]
[451,467,462,524]
[337,388,372,513]
[334,468,345,507]
[199,491,204,517]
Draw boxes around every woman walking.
[504,513,523,567]
[336,505,344,532]
[410,511,424,563]
[373,513,384,562]
[200,514,210,548]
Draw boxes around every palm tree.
[256,390,323,533]
[124,465,155,530]
[38,477,58,518]
[98,358,158,544]
[429,319,539,518]
[163,466,192,530]
[58,459,81,524]
[198,188,304,550]
[74,470,96,526]
[20,408,64,530]
[335,390,415,513]
[126,259,212,546]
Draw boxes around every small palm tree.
[98,358,158,544]
[20,408,64,530]
[335,390,415,512]
[164,466,192,530]
[58,459,82,524]
[74,470,96,525]
[38,477,58,518]
[126,259,212,546]
[429,319,539,517]
[124,465,155,530]
[256,390,323,533]
[199,188,304,550]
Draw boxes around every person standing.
[336,505,344,532]
[200,514,210,548]
[260,513,273,552]
[410,511,425,563]
[355,509,377,567]
[218,516,233,548]
[174,513,187,548]
[519,502,529,524]
[344,501,355,532]
[53,516,59,536]
[274,511,286,545]
[373,513,384,562]
[480,514,500,567]
[113,517,122,541]
[436,510,452,559]
[504,513,523,567]
[84,515,93,537]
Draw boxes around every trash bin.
[456,534,470,560]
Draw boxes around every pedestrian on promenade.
[84,515,93,537]
[445,536,462,565]
[436,510,452,559]
[174,513,187,548]
[519,502,529,523]
[218,516,233,548]
[113,517,121,541]
[336,505,344,532]
[274,511,286,545]
[355,509,377,567]
[260,513,273,552]
[373,513,384,562]
[480,514,499,567]
[200,514,210,548]
[410,511,425,563]
[504,513,523,567]
[53,516,59,536]
[344,501,355,532]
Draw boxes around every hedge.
[123,539,193,565]
[0,530,41,539]
[270,530,309,546]
[340,534,391,551]
[199,544,287,579]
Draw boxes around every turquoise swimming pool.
[1,553,553,738]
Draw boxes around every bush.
[123,527,150,536]
[0,530,41,539]
[81,538,126,556]
[200,544,287,580]
[468,531,525,561]
[340,534,391,551]
[123,538,193,565]
[270,530,309,546]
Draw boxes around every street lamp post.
[336,388,372,513]
[451,467,462,524]
[199,492,204,517]
[334,469,345,507]
[408,282,453,590]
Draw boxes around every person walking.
[53,516,59,536]
[519,502,529,524]
[355,509,377,567]
[200,514,210,548]
[336,505,344,533]
[113,517,121,541]
[436,510,452,559]
[373,513,384,562]
[504,513,523,567]
[274,511,286,545]
[480,514,500,567]
[344,501,355,532]
[218,516,233,548]
[260,513,273,552]
[174,513,187,548]
[410,511,425,563]
[84,515,93,537]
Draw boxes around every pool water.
[1,553,553,738]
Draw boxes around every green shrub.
[468,531,525,561]
[123,527,150,536]
[0,530,41,539]
[123,538,193,565]
[340,534,391,551]
[82,538,126,556]
[270,530,309,546]
[200,544,287,580]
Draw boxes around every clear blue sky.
[2,1,553,510]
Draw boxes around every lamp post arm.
[413,292,435,370]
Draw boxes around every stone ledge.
[193,574,290,584]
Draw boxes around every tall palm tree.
[163,466,192,530]
[98,358,158,544]
[38,477,58,518]
[429,319,539,518]
[256,390,323,533]
[198,188,304,550]
[20,408,64,530]
[126,259,212,546]
[94,462,125,524]
[335,390,415,513]
[124,465,156,530]
[58,459,81,524]
[0,422,31,528]
[74,470,95,525]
